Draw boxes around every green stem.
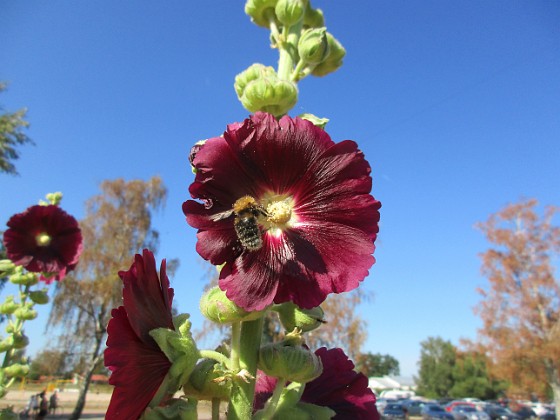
[260,378,286,419]
[212,398,221,420]
[227,316,264,420]
[277,20,303,80]
[199,349,231,369]
[230,322,241,371]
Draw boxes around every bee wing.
[209,209,235,221]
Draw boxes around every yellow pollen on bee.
[35,233,52,247]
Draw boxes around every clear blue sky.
[1,1,559,377]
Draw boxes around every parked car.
[450,405,490,420]
[537,409,556,420]
[382,403,407,420]
[402,400,427,416]
[446,402,476,413]
[484,405,521,420]
[422,404,455,420]
[512,406,537,420]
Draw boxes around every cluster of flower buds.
[234,0,346,116]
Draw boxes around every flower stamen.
[35,233,52,247]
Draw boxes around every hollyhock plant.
[3,204,82,281]
[183,112,381,311]
[255,347,379,419]
[104,249,175,420]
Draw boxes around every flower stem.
[211,397,221,420]
[277,20,303,81]
[199,349,231,369]
[227,316,264,420]
[260,377,286,419]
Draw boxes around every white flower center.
[260,194,296,236]
[35,233,52,247]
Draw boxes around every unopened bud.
[11,333,29,349]
[245,0,278,28]
[3,363,29,378]
[275,0,305,26]
[298,28,329,66]
[9,270,38,287]
[0,260,16,276]
[235,64,298,116]
[0,337,14,353]
[0,296,19,315]
[46,192,63,206]
[311,32,346,77]
[29,290,49,305]
[14,305,38,321]
[275,302,325,333]
[258,341,322,383]
[200,287,263,324]
[303,5,324,28]
[183,358,231,400]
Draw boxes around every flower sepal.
[150,314,199,389]
[141,398,197,420]
[274,302,325,333]
[298,113,329,129]
[183,358,231,401]
[258,336,323,383]
[28,289,49,305]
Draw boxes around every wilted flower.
[183,112,380,311]
[105,249,175,420]
[3,204,82,281]
[255,347,379,419]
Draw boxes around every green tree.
[450,351,506,399]
[48,177,170,420]
[355,352,400,377]
[0,82,32,175]
[28,349,69,380]
[415,337,456,398]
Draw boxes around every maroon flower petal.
[105,307,172,420]
[3,205,82,280]
[105,250,175,420]
[302,348,378,419]
[183,112,381,311]
[120,250,174,343]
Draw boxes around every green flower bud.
[303,5,324,28]
[3,363,29,378]
[200,287,263,324]
[235,64,298,116]
[245,0,278,28]
[141,398,197,420]
[11,333,29,349]
[46,192,63,206]
[29,290,50,305]
[183,358,231,400]
[14,305,38,321]
[0,260,16,276]
[298,28,329,66]
[258,341,322,383]
[0,337,14,353]
[275,0,305,26]
[275,302,325,333]
[311,32,346,77]
[0,296,19,315]
[9,270,38,287]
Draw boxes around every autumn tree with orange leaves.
[476,199,560,414]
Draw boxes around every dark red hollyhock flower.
[255,347,379,420]
[105,250,175,420]
[183,112,381,311]
[3,204,82,281]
